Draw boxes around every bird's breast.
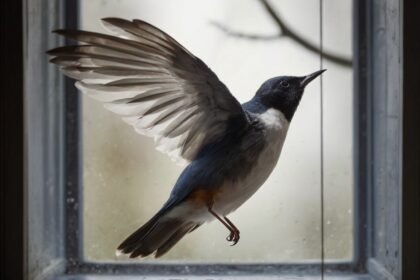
[213,108,290,216]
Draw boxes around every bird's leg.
[224,216,240,245]
[208,207,238,245]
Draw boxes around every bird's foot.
[226,230,240,246]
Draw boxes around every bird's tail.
[117,211,200,258]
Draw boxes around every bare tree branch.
[260,0,352,67]
[210,21,281,41]
[211,0,353,67]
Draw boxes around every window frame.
[22,0,415,279]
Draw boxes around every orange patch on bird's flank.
[187,188,219,207]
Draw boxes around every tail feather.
[117,211,199,258]
[129,219,181,258]
[155,222,199,258]
[117,212,162,254]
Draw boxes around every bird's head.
[255,69,326,121]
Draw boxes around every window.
[22,0,411,279]
[81,0,354,263]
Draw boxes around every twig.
[211,0,353,67]
[260,0,352,67]
[210,21,281,41]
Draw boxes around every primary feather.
[48,18,247,164]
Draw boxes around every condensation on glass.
[80,0,353,262]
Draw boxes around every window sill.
[56,274,373,280]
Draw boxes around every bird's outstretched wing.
[48,18,247,164]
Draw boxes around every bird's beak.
[300,69,327,87]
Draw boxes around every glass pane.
[81,0,353,262]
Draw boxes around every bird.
[47,18,325,259]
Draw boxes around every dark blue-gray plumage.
[47,18,325,258]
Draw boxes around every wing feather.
[48,18,247,164]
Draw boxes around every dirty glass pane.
[81,0,353,262]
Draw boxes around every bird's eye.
[280,81,290,88]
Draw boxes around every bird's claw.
[226,230,240,246]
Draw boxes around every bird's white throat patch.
[257,108,289,131]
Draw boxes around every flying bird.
[47,18,325,258]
